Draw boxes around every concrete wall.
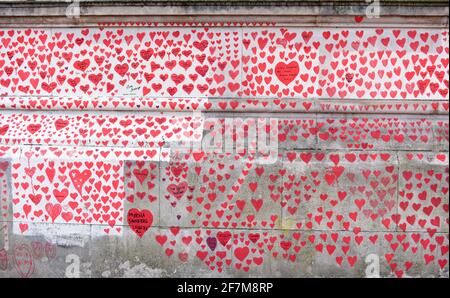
[0,1,448,278]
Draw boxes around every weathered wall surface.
[0,2,449,278]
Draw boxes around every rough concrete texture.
[0,20,449,278]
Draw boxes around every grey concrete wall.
[0,2,448,278]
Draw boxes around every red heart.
[127,208,153,238]
[275,61,299,86]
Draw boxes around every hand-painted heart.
[275,61,299,85]
[13,244,34,278]
[127,208,153,238]
[167,182,188,199]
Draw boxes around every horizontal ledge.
[0,0,448,5]
[0,2,449,13]
[1,97,448,115]
[0,144,448,158]
[3,220,450,234]
[3,219,450,235]
[1,1,448,26]
[0,15,448,28]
